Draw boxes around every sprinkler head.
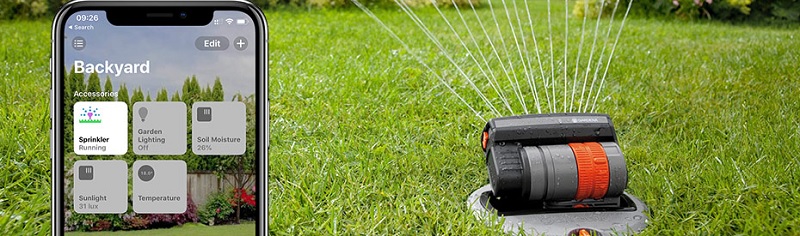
[481,113,628,207]
[469,113,649,235]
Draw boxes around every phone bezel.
[50,1,268,235]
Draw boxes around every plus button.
[233,37,248,51]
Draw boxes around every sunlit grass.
[65,222,255,236]
[266,4,800,235]
[0,19,52,236]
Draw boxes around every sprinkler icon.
[138,107,148,122]
[78,106,101,124]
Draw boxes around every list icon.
[72,37,85,50]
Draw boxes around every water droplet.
[634,215,642,220]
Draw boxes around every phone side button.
[50,86,53,130]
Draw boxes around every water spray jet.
[352,0,647,234]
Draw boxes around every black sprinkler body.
[468,113,649,236]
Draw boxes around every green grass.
[0,20,52,235]
[65,222,255,236]
[1,1,799,235]
[266,4,800,235]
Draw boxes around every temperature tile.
[132,160,187,213]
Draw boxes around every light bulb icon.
[139,107,148,122]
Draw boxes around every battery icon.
[236,19,246,25]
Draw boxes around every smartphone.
[50,1,267,235]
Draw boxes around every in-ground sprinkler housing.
[469,113,648,236]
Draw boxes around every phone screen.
[59,9,258,234]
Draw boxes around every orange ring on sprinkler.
[569,142,610,201]
[482,131,489,150]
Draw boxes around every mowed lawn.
[1,2,800,236]
[65,222,255,236]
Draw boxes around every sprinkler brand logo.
[572,118,602,123]
[74,102,128,155]
[78,106,101,124]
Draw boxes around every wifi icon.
[225,18,233,24]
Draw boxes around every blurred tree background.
[3,0,797,23]
[628,0,800,22]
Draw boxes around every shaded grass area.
[65,222,255,236]
[0,2,798,235]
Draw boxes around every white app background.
[73,101,128,155]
